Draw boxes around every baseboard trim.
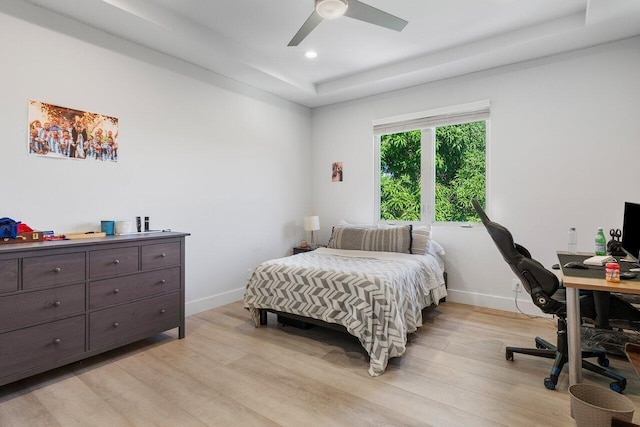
[186,287,551,318]
[445,289,552,317]
[186,287,245,316]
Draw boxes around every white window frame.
[373,100,490,224]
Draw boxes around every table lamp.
[304,216,320,249]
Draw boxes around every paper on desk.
[583,255,615,266]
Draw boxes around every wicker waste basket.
[569,384,635,427]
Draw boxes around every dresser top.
[0,231,190,254]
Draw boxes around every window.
[374,101,489,223]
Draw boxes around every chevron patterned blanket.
[244,248,447,376]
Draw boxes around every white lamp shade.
[304,216,320,231]
[315,0,348,19]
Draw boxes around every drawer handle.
[159,279,166,285]
[113,288,120,294]
[53,267,61,273]
[53,338,61,345]
[113,259,120,265]
[113,322,120,328]
[160,309,166,314]
[160,253,167,258]
[53,301,61,307]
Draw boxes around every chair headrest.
[471,200,521,264]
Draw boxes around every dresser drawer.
[141,242,180,270]
[0,259,18,294]
[89,292,180,350]
[90,267,181,309]
[90,246,138,279]
[23,253,85,289]
[0,284,85,333]
[0,315,85,380]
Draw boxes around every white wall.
[0,4,312,315]
[311,37,640,314]
[3,3,638,317]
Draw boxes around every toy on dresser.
[0,217,42,244]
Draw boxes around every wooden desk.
[559,252,640,386]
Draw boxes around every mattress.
[243,247,447,376]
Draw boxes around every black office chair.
[471,199,628,392]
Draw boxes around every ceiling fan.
[288,0,408,46]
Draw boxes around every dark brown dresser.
[0,231,188,387]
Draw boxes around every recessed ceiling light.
[305,51,318,59]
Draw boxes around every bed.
[243,224,447,376]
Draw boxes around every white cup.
[115,221,132,235]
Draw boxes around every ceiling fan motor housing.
[315,0,348,19]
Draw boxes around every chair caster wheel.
[506,351,514,361]
[544,378,556,390]
[610,381,626,393]
[597,355,609,367]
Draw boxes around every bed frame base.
[257,309,347,332]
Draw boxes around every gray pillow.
[328,224,413,254]
[410,225,431,255]
[379,223,431,255]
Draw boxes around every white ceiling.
[18,0,640,107]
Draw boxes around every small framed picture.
[332,161,343,182]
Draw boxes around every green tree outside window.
[380,121,486,222]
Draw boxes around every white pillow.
[337,219,379,229]
[429,239,446,256]
[428,239,446,272]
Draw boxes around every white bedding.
[243,247,446,376]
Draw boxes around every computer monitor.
[622,201,640,264]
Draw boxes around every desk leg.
[566,287,582,385]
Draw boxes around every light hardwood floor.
[2,301,640,426]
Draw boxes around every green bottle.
[595,227,607,255]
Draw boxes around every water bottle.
[568,227,578,253]
[595,227,606,255]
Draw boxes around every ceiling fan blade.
[288,11,324,46]
[344,0,408,32]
